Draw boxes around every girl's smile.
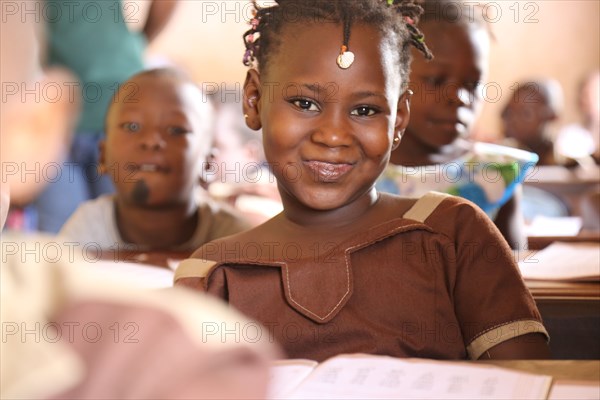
[244,22,410,221]
[303,160,355,183]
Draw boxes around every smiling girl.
[175,0,549,362]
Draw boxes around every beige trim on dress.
[467,320,549,359]
[402,191,451,223]
[174,259,217,283]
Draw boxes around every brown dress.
[175,192,548,361]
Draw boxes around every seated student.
[59,69,250,252]
[501,80,564,166]
[1,17,275,399]
[377,0,537,250]
[555,70,600,165]
[175,0,550,362]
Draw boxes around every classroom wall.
[147,0,600,141]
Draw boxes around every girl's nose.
[445,83,474,107]
[311,112,354,148]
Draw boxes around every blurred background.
[3,0,599,233]
[143,0,600,141]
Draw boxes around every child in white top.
[60,68,250,252]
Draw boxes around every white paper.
[549,381,600,400]
[267,359,319,399]
[518,242,600,281]
[270,354,552,400]
[526,216,583,237]
[85,259,174,288]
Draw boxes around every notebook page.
[284,354,552,400]
[548,380,600,400]
[518,242,600,281]
[526,216,583,237]
[268,359,319,399]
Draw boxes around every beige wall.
[148,0,600,140]
[473,0,600,140]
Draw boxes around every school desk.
[517,243,600,360]
[524,165,600,221]
[528,230,600,250]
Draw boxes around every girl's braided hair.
[243,0,433,90]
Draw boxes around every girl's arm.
[480,333,550,359]
[494,185,528,250]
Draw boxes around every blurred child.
[32,0,179,233]
[556,70,600,165]
[208,94,282,225]
[1,14,275,399]
[378,0,537,249]
[501,80,564,166]
[59,69,250,252]
[175,0,549,362]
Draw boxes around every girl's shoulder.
[380,191,494,227]
[378,191,480,223]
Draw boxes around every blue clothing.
[34,1,146,232]
[46,0,146,132]
[33,132,114,233]
[376,142,539,219]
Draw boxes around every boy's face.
[502,89,550,143]
[244,23,409,212]
[406,21,489,150]
[102,75,211,207]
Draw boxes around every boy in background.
[32,0,179,233]
[59,69,250,252]
[501,80,564,166]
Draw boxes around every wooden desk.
[531,293,600,360]
[479,360,599,400]
[480,360,600,382]
[526,165,600,185]
[515,245,600,360]
[524,165,600,221]
[528,231,600,250]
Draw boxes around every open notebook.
[518,242,600,281]
[267,354,552,399]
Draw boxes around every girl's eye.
[351,106,377,117]
[122,122,141,132]
[292,99,319,111]
[424,76,445,87]
[465,81,481,92]
[167,126,189,135]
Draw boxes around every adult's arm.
[143,0,179,43]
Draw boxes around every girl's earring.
[392,130,403,150]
